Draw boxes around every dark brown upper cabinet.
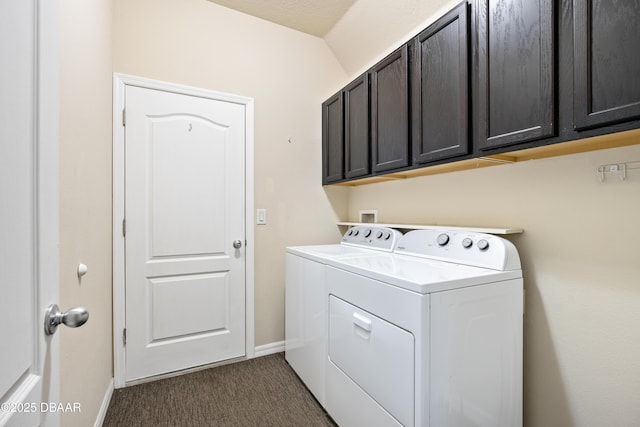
[344,74,371,179]
[320,0,640,186]
[371,45,410,173]
[412,2,470,164]
[476,0,556,150]
[573,0,640,130]
[321,91,344,184]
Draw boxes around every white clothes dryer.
[285,226,402,407]
[324,229,523,427]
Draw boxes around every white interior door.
[124,85,247,381]
[0,1,59,426]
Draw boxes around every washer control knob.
[462,237,473,248]
[347,229,354,236]
[477,239,490,251]
[437,233,450,246]
[376,231,383,239]
[364,229,372,238]
[353,229,359,236]
[383,231,391,240]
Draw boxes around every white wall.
[59,0,113,426]
[112,0,349,346]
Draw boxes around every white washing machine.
[324,229,523,427]
[285,226,402,407]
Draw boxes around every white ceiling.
[207,0,358,37]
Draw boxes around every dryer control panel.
[341,226,402,252]
[395,229,521,271]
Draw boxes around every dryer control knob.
[364,229,372,238]
[477,239,490,251]
[462,238,473,248]
[437,233,450,246]
[376,231,383,239]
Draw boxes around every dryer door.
[329,295,414,426]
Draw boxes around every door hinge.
[122,218,126,237]
[122,108,126,127]
[122,328,127,346]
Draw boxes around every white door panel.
[150,273,229,341]
[0,0,36,404]
[1,1,58,425]
[124,85,246,381]
[149,114,227,256]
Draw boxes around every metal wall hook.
[597,160,639,182]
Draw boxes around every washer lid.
[326,253,522,294]
[286,244,382,264]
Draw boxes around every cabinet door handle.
[352,312,372,332]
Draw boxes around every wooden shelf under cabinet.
[337,222,523,235]
[331,128,640,187]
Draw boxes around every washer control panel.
[395,230,521,271]
[341,226,402,252]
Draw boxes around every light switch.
[257,209,267,225]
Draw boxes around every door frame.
[112,73,255,388]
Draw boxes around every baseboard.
[116,344,285,390]
[254,340,285,357]
[94,378,114,427]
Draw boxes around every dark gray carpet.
[102,353,337,427]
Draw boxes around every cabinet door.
[476,0,556,150]
[371,45,410,173]
[412,2,470,164]
[322,92,344,184]
[345,74,370,179]
[573,0,640,130]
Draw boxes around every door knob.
[44,304,89,336]
[233,240,243,249]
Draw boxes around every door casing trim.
[112,73,255,388]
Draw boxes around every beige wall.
[325,0,459,78]
[346,145,640,427]
[58,0,640,425]
[112,0,349,346]
[59,0,113,425]
[327,2,640,424]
